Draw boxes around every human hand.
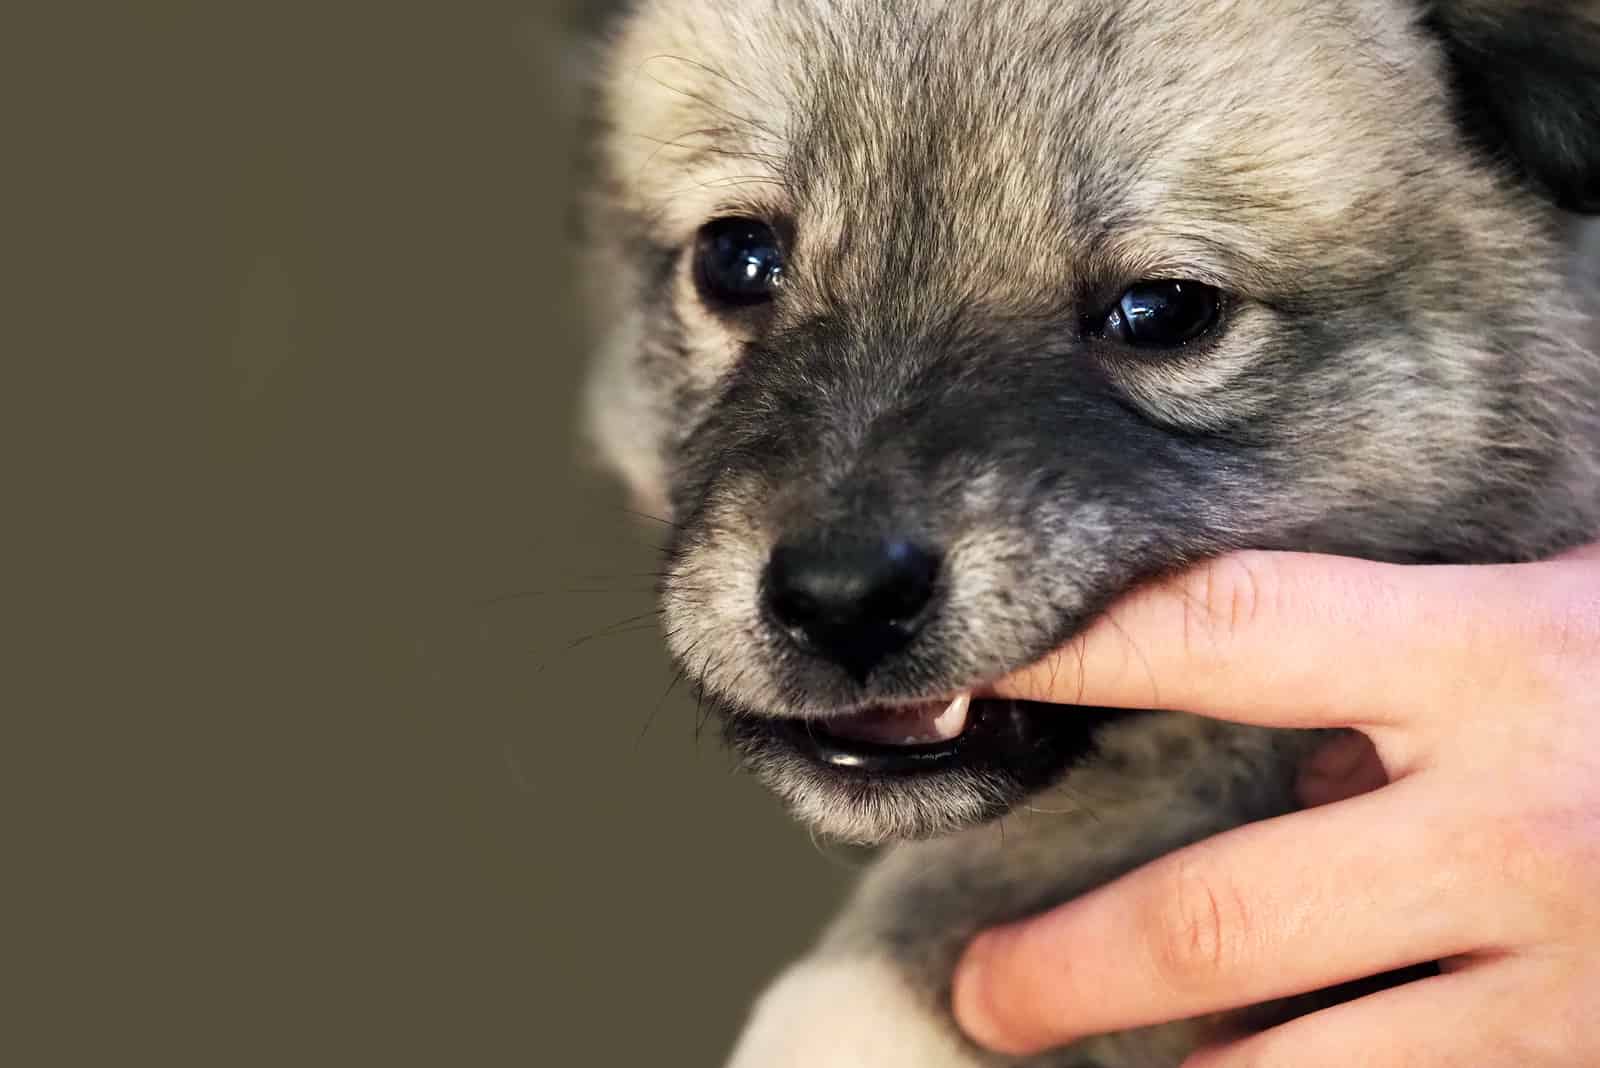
[952,547,1600,1066]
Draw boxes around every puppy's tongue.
[823,693,971,746]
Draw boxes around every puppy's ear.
[1426,1,1600,213]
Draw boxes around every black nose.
[763,537,942,682]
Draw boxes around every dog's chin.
[722,699,1128,845]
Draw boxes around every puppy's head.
[580,0,1600,843]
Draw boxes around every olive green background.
[9,4,848,1064]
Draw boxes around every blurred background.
[9,3,850,1064]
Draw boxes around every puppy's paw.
[724,955,981,1068]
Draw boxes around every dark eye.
[694,217,784,307]
[1100,281,1221,348]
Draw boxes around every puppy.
[576,1,1600,1063]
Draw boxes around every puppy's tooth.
[933,692,971,740]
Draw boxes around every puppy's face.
[582,0,1599,842]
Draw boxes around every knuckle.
[1146,856,1249,992]
[1447,792,1600,938]
[1177,552,1279,664]
[1507,800,1600,925]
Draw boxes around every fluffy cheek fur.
[581,246,744,517]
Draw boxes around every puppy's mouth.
[806,692,969,749]
[724,685,1127,841]
[779,692,1058,775]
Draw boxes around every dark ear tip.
[1426,3,1600,214]
[1519,131,1599,215]
[1559,191,1600,216]
[1544,164,1600,215]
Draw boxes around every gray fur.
[577,0,1600,1063]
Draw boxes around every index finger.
[990,550,1576,733]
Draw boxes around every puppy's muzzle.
[729,526,1125,801]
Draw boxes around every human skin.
[952,546,1600,1066]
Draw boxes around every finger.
[1295,732,1387,808]
[951,780,1531,1056]
[1183,956,1577,1068]
[991,550,1575,732]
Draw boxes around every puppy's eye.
[694,217,784,307]
[1099,281,1220,348]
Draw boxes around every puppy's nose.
[763,537,941,682]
